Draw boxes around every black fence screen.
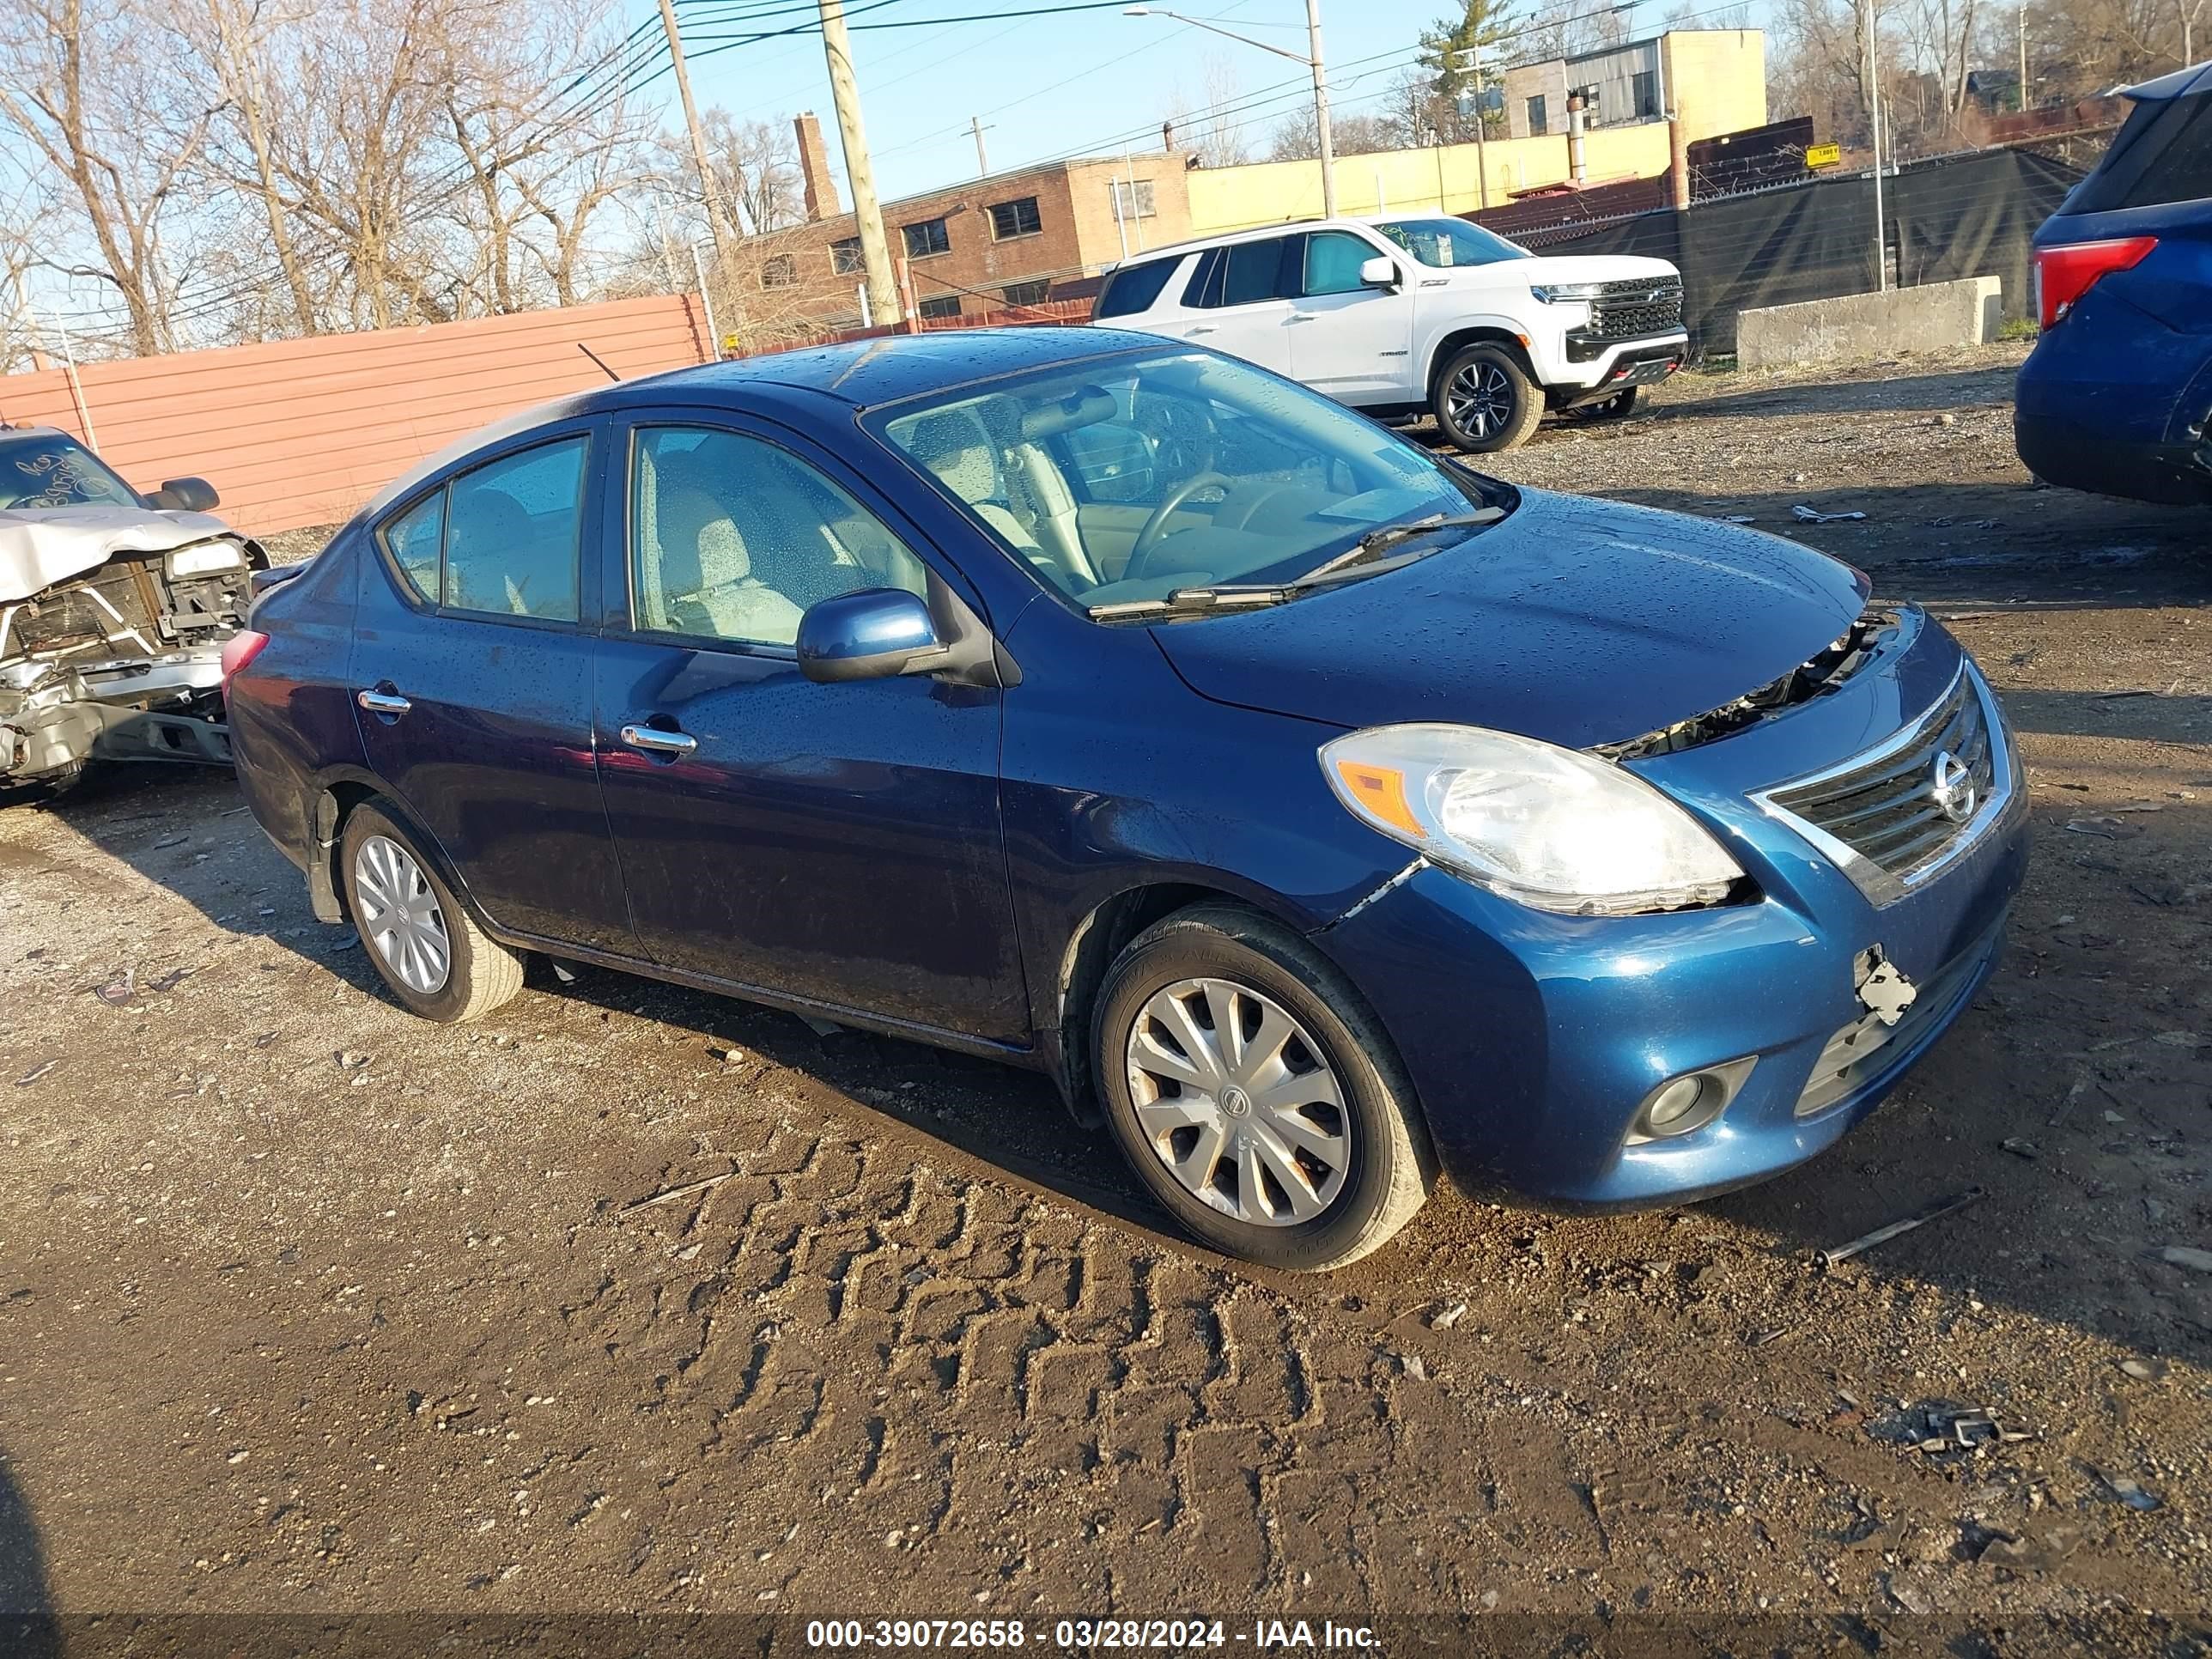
[1506,147,2084,356]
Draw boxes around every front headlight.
[167,542,244,580]
[1320,723,1744,916]
[1531,282,1607,304]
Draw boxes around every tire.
[1568,386,1639,422]
[1091,902,1436,1271]
[1432,343,1544,453]
[338,802,524,1023]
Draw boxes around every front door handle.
[1289,311,1317,321]
[619,723,697,758]
[356,690,411,716]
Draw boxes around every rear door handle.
[1184,325,1218,336]
[356,690,411,716]
[619,723,697,758]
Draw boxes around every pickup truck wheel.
[339,803,524,1023]
[1569,387,1639,422]
[1092,902,1436,1271]
[1433,343,1544,453]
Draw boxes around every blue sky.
[674,0,1774,207]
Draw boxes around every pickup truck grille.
[1765,670,1996,879]
[1584,277,1683,340]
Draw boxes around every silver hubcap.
[1125,977,1349,1226]
[1446,362,1513,439]
[353,834,451,995]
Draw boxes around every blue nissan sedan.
[227,328,2027,1270]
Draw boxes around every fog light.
[1627,1056,1757,1145]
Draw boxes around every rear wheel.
[1432,343,1544,453]
[1091,902,1435,1271]
[338,802,523,1022]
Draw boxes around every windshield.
[871,349,1497,612]
[0,434,141,510]
[1372,217,1529,270]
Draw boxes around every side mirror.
[1358,256,1401,291]
[149,477,220,512]
[797,588,950,684]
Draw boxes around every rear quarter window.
[1096,257,1181,318]
[2069,94,2212,211]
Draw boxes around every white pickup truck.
[1091,214,1688,452]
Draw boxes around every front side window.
[629,426,927,648]
[441,439,586,620]
[902,218,951,258]
[1303,231,1378,295]
[873,349,1488,611]
[1372,217,1528,270]
[988,197,1042,240]
[0,434,140,509]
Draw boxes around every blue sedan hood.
[1148,490,1869,749]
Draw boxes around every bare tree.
[1164,52,1250,167]
[1267,108,1401,161]
[0,0,214,355]
[200,0,318,333]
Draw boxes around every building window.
[1109,179,1156,222]
[830,237,863,274]
[1632,70,1659,119]
[1526,94,1547,136]
[915,294,963,320]
[1001,279,1050,307]
[902,218,951,258]
[760,253,797,289]
[988,197,1042,240]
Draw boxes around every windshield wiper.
[1085,507,1505,622]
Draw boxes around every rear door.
[349,419,635,953]
[1285,228,1416,402]
[1177,236,1299,375]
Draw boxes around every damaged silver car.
[0,423,263,793]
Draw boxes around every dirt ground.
[3,342,2209,1650]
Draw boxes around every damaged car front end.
[0,427,262,792]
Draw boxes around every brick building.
[741,114,1195,336]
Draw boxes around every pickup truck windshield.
[871,349,1504,615]
[0,434,141,510]
[1373,217,1529,270]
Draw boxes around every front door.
[592,415,1028,1044]
[349,422,634,953]
[1286,229,1416,402]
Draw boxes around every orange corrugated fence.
[0,295,714,536]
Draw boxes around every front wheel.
[1091,903,1436,1271]
[1432,343,1544,453]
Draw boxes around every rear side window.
[1183,237,1293,309]
[2070,94,2212,211]
[377,436,587,622]
[1095,257,1180,318]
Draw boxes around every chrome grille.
[1586,277,1683,340]
[1765,671,1997,880]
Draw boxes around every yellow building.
[1184,28,1765,235]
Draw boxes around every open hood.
[0,506,238,605]
[1146,490,1869,750]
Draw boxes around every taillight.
[2035,236,2157,330]
[220,629,270,694]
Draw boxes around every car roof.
[359,326,1170,523]
[1100,213,1463,271]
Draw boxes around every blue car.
[2015,61,2212,504]
[227,329,2027,1269]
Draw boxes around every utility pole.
[1305,0,1336,217]
[2017,0,2029,110]
[819,0,901,326]
[1868,2,1887,292]
[969,116,993,178]
[657,0,739,287]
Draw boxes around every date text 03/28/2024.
[805,1619,1381,1650]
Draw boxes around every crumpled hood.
[1149,489,1868,749]
[0,506,238,605]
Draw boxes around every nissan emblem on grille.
[1930,750,1978,823]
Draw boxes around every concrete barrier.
[1736,276,2004,369]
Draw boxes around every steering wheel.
[1126,471,1231,577]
